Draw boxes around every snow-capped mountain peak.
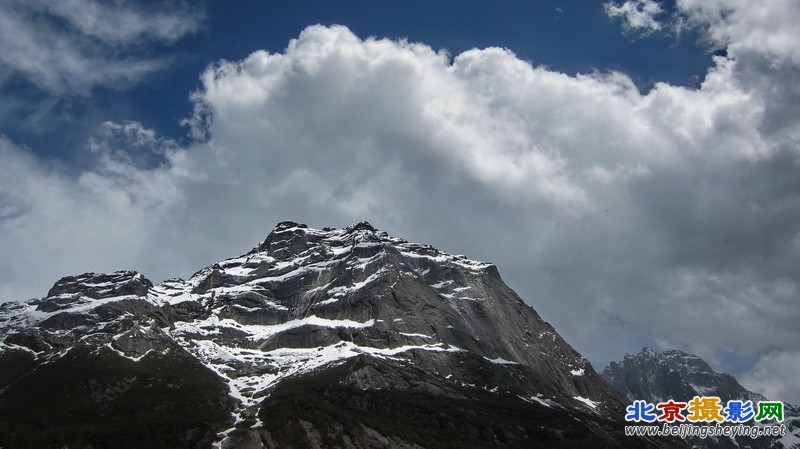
[0,222,676,448]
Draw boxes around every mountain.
[0,221,680,448]
[602,347,800,449]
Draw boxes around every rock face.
[0,221,681,448]
[601,347,762,406]
[602,347,800,449]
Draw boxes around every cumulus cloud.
[0,0,201,95]
[679,0,800,64]
[1,1,800,403]
[604,0,665,34]
[741,350,800,403]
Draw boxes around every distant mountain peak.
[274,220,304,229]
[344,220,378,233]
[642,345,655,355]
[602,347,800,449]
[604,347,751,403]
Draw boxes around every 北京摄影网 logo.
[625,397,783,423]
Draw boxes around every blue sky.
[3,1,712,162]
[1,0,799,404]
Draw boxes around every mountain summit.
[601,347,763,405]
[0,222,677,448]
[602,347,800,449]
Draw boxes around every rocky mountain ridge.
[0,221,679,448]
[602,347,800,449]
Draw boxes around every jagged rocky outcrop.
[0,221,682,448]
[602,347,800,449]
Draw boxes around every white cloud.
[678,0,800,65]
[604,0,665,34]
[25,0,199,45]
[0,134,184,302]
[1,1,800,404]
[89,121,178,169]
[0,0,201,95]
[741,351,800,403]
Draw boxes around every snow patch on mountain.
[574,396,601,411]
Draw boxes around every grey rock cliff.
[0,221,682,448]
